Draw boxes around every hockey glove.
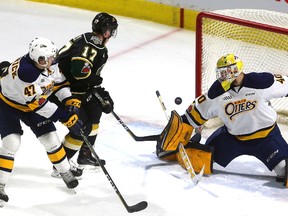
[61,97,83,136]
[64,97,81,115]
[91,75,103,86]
[94,87,114,114]
[60,112,83,136]
[0,61,10,76]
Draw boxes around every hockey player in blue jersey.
[0,37,87,206]
[157,54,288,186]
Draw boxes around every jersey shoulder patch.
[242,72,274,89]
[18,55,41,83]
[83,32,105,48]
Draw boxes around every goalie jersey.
[185,72,288,140]
[0,54,71,121]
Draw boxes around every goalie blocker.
[156,110,214,175]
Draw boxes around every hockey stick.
[178,142,204,185]
[93,91,159,141]
[155,90,169,120]
[155,90,204,184]
[111,111,159,141]
[80,129,148,213]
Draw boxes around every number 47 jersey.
[0,54,72,120]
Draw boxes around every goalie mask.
[216,54,243,90]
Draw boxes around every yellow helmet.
[216,54,244,90]
[216,54,243,72]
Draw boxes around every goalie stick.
[93,91,159,141]
[155,90,204,185]
[155,90,169,120]
[178,142,204,185]
[80,129,148,213]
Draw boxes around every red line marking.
[110,28,182,59]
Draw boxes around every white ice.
[0,0,287,216]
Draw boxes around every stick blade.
[191,165,205,186]
[127,201,148,213]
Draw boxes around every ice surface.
[0,1,287,215]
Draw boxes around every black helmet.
[92,12,118,37]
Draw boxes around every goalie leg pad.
[156,110,193,156]
[176,141,214,175]
[157,149,177,161]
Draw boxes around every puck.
[174,97,182,105]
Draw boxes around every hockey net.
[196,9,288,129]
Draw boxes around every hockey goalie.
[157,54,288,187]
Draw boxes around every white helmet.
[29,37,58,67]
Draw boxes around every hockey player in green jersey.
[53,12,118,170]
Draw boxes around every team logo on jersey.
[41,81,55,96]
[81,63,91,74]
[225,99,257,120]
[91,36,102,45]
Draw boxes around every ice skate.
[51,161,83,178]
[60,170,78,189]
[0,183,8,207]
[77,146,105,168]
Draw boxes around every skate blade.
[0,200,6,208]
[51,171,82,180]
[79,164,101,172]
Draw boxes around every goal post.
[195,9,288,126]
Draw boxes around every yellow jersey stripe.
[236,124,275,141]
[0,92,32,112]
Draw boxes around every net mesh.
[197,9,288,128]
